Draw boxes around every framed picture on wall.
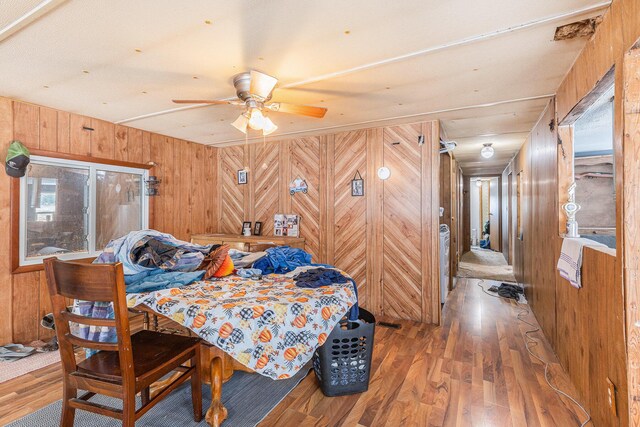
[351,170,364,196]
[237,169,248,185]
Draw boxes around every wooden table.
[191,233,305,252]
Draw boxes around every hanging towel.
[557,238,607,288]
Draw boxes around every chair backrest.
[43,258,134,383]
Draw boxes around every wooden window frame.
[557,66,616,242]
[11,149,153,274]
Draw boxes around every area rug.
[457,248,517,282]
[8,365,312,427]
[0,351,60,383]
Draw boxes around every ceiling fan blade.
[172,99,233,104]
[249,70,278,99]
[267,102,327,118]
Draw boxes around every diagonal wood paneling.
[254,143,280,237]
[290,137,321,261]
[382,124,423,321]
[220,145,245,234]
[333,130,367,306]
[213,120,441,325]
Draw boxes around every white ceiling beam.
[0,0,68,43]
[116,1,609,125]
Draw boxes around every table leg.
[205,357,227,427]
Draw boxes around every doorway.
[469,177,500,252]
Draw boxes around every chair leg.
[205,357,227,427]
[60,383,76,427]
[141,387,150,406]
[191,346,203,422]
[122,393,137,427]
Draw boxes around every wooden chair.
[43,258,203,426]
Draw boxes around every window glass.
[25,164,89,258]
[96,170,144,249]
[20,156,148,266]
[573,84,615,248]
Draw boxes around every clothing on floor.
[488,283,523,300]
[557,237,607,288]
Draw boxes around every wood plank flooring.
[0,278,588,426]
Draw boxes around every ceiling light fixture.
[480,143,494,159]
[231,113,249,133]
[232,108,278,136]
[248,108,265,130]
[475,179,483,187]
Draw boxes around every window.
[19,156,148,266]
[572,84,615,248]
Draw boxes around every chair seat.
[76,330,200,383]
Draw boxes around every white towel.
[557,237,607,288]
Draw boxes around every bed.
[126,270,358,426]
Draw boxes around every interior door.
[489,177,500,252]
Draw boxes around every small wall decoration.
[242,221,252,236]
[351,170,364,196]
[274,214,299,237]
[144,176,161,196]
[562,181,581,238]
[253,221,262,236]
[237,169,248,185]
[289,177,308,195]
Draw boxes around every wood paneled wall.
[216,122,441,324]
[0,97,218,344]
[504,98,628,427]
[501,0,640,419]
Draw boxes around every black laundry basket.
[312,308,375,396]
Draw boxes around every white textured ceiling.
[0,0,608,174]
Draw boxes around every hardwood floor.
[0,278,588,426]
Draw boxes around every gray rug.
[9,365,311,427]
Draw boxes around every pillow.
[212,254,234,277]
[201,244,230,279]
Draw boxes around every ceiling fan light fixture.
[231,114,249,134]
[480,143,494,159]
[262,117,277,136]
[248,108,265,130]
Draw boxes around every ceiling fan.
[173,70,328,136]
